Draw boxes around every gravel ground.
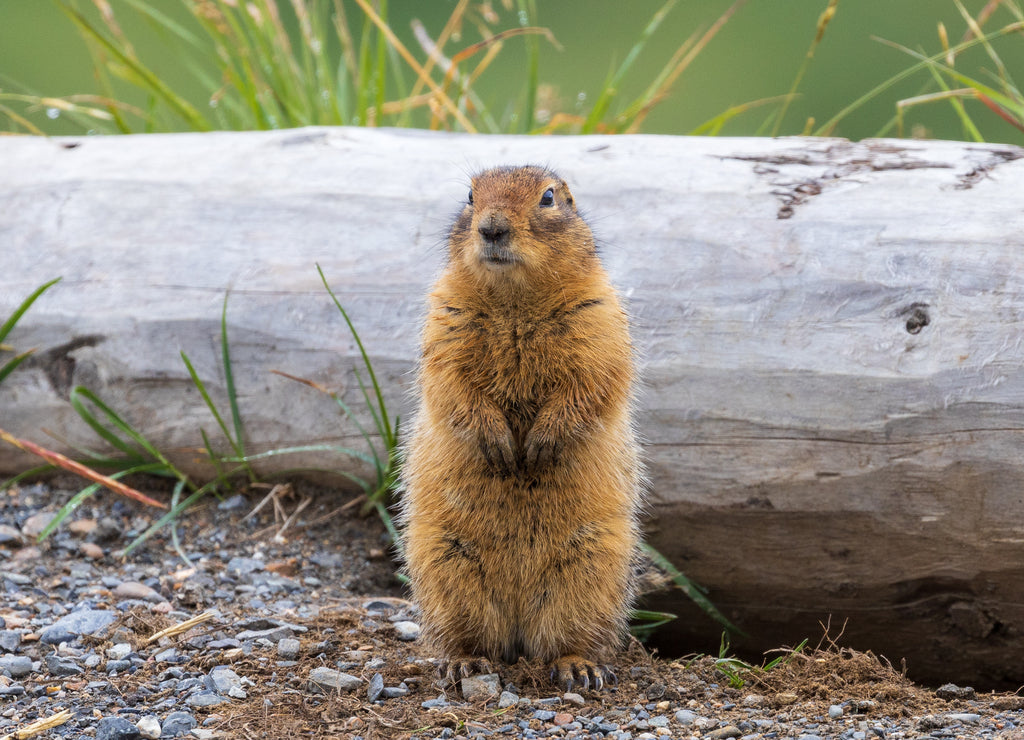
[1,480,1023,740]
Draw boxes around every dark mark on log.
[25,335,105,399]
[955,147,1024,190]
[726,141,962,219]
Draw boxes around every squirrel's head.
[448,166,597,289]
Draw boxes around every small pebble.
[95,716,141,740]
[308,667,362,693]
[936,682,976,700]
[674,709,698,725]
[461,673,501,701]
[367,672,384,702]
[706,726,742,739]
[160,711,196,737]
[498,691,519,709]
[829,704,844,719]
[946,712,982,723]
[136,716,160,739]
[393,621,421,641]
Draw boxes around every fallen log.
[3,128,1024,687]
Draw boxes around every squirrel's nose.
[478,213,511,243]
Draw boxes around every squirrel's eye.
[468,190,474,205]
[539,188,555,207]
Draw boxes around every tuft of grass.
[2,1,761,137]
[816,1,1024,140]
[715,632,809,689]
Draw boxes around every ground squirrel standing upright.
[401,165,641,691]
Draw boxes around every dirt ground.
[4,479,1024,739]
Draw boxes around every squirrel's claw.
[439,656,495,687]
[550,656,613,692]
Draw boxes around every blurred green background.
[1,0,1022,142]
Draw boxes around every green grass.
[816,1,1024,139]
[0,0,755,136]
[714,633,809,689]
[0,278,61,386]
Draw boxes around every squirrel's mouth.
[480,244,519,266]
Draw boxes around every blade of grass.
[0,278,61,345]
[0,427,166,509]
[316,266,395,448]
[769,0,838,136]
[56,1,212,131]
[124,480,216,555]
[815,20,1024,135]
[218,294,252,478]
[689,94,792,136]
[270,369,383,471]
[581,0,677,134]
[516,0,539,132]
[621,0,747,134]
[642,541,743,636]
[1,465,55,491]
[38,462,167,540]
[350,0,477,132]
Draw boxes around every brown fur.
[400,165,641,690]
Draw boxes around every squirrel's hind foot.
[550,655,616,692]
[438,655,495,685]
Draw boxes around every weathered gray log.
[3,128,1024,687]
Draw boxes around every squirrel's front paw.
[523,429,561,474]
[477,426,517,478]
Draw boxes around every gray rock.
[393,621,421,641]
[235,626,295,642]
[705,727,741,740]
[114,581,164,602]
[0,630,21,652]
[421,696,449,709]
[461,672,501,701]
[936,683,976,700]
[225,557,264,576]
[0,524,23,544]
[217,494,249,511]
[96,716,141,740]
[829,704,844,719]
[382,685,409,698]
[946,713,982,724]
[674,709,698,725]
[44,654,84,676]
[207,666,245,697]
[277,637,300,660]
[367,672,384,702]
[106,643,132,660]
[160,711,196,737]
[40,608,117,644]
[649,716,669,727]
[105,660,131,674]
[136,716,161,740]
[562,692,585,706]
[534,710,556,721]
[498,690,520,709]
[186,690,226,707]
[308,667,362,693]
[0,655,32,678]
